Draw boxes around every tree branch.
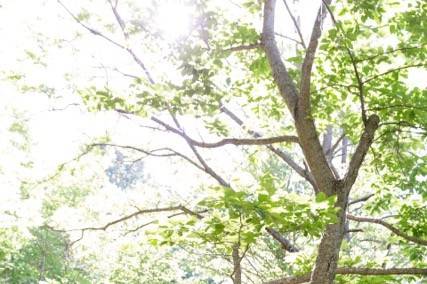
[347,214,427,246]
[58,0,155,84]
[90,143,205,171]
[231,243,242,284]
[168,113,230,188]
[267,146,317,190]
[274,32,305,47]
[57,0,126,50]
[343,114,379,191]
[264,0,335,194]
[220,105,316,189]
[151,116,299,147]
[362,63,425,85]
[282,0,306,49]
[325,132,344,159]
[262,0,299,115]
[355,45,424,63]
[266,227,299,252]
[69,205,199,232]
[348,193,374,206]
[107,0,127,39]
[299,0,331,113]
[222,43,262,53]
[266,267,427,284]
[321,0,367,124]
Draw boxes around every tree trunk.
[232,244,242,284]
[310,187,348,283]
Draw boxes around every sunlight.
[156,1,192,40]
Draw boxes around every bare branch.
[167,113,230,187]
[266,267,427,284]
[151,116,298,147]
[58,0,155,84]
[107,0,127,39]
[347,214,427,246]
[127,49,155,84]
[220,105,261,138]
[282,0,306,49]
[57,0,126,49]
[348,193,374,206]
[124,220,157,235]
[341,135,349,164]
[68,205,202,233]
[326,132,345,158]
[274,32,305,47]
[74,206,182,232]
[368,104,427,112]
[107,0,156,83]
[300,0,331,112]
[90,143,205,171]
[201,136,299,147]
[345,228,363,233]
[267,146,317,190]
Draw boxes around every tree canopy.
[0,0,426,283]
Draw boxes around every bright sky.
[0,0,316,175]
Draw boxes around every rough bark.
[310,183,347,283]
[262,1,348,282]
[310,116,379,283]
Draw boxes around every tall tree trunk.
[310,186,348,283]
[262,0,380,282]
[310,115,379,283]
[232,244,242,284]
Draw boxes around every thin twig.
[282,0,306,49]
[321,0,367,124]
[348,193,374,206]
[222,43,262,53]
[347,214,427,246]
[58,0,155,83]
[363,63,425,84]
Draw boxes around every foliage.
[0,227,90,284]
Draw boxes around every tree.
[2,0,427,283]
[0,226,90,283]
